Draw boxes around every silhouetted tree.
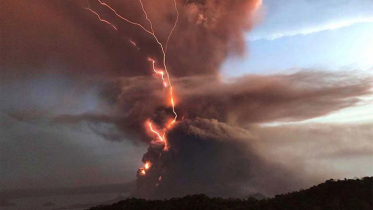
[89,177,373,210]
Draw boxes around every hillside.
[89,177,372,210]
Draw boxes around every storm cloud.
[51,72,372,143]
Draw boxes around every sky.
[223,0,373,123]
[0,0,372,195]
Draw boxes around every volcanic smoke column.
[84,0,181,196]
[134,0,262,198]
[84,0,262,198]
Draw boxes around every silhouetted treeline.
[89,177,373,210]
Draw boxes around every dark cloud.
[6,70,370,197]
[252,122,373,160]
[250,122,373,182]
[135,118,320,198]
[44,71,371,198]
[1,0,259,80]
[0,114,144,190]
[176,71,372,124]
[48,72,372,143]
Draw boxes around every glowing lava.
[144,162,151,170]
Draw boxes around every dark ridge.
[88,177,372,210]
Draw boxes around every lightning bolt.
[129,39,140,50]
[148,58,167,87]
[165,0,179,52]
[84,0,117,30]
[93,0,178,127]
[83,0,180,184]
[97,0,153,34]
[138,0,178,126]
[148,121,164,142]
[148,120,169,150]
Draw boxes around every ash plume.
[1,0,372,199]
[1,0,260,79]
[53,73,372,143]
[136,118,315,198]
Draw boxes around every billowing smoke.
[53,73,372,144]
[1,0,372,198]
[1,0,259,79]
[135,118,318,198]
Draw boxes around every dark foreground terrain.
[89,177,372,210]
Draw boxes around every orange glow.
[148,58,165,82]
[148,121,164,142]
[168,87,177,126]
[147,120,169,151]
[253,0,263,11]
[166,118,175,129]
[144,162,151,170]
[147,57,177,126]
[87,0,181,183]
[138,0,178,123]
[92,0,179,128]
[148,58,168,87]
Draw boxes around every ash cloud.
[1,0,259,80]
[135,118,320,198]
[51,72,372,143]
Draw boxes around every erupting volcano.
[84,0,182,196]
[1,0,373,204]
[80,0,263,198]
[21,0,365,199]
[2,0,373,207]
